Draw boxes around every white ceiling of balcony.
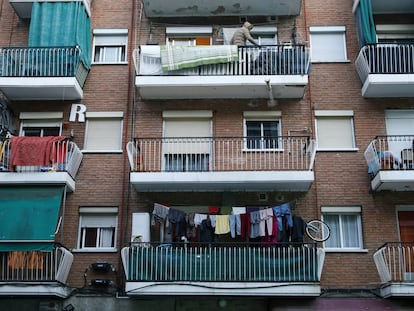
[371,171,414,191]
[0,77,83,101]
[142,0,302,17]
[130,171,314,192]
[372,0,414,14]
[136,75,308,100]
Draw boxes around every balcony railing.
[364,135,414,177]
[0,138,83,179]
[0,46,88,87]
[127,136,316,173]
[355,44,414,83]
[136,45,311,76]
[122,242,324,283]
[0,245,73,284]
[374,242,414,284]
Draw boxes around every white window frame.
[166,26,212,46]
[243,111,282,151]
[92,29,128,64]
[83,111,123,153]
[19,112,62,136]
[322,206,366,252]
[310,26,348,62]
[315,110,357,151]
[76,207,118,252]
[222,26,278,45]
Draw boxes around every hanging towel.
[215,215,230,234]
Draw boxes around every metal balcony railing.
[127,136,316,173]
[121,242,324,283]
[364,135,414,177]
[374,242,414,284]
[0,46,89,87]
[0,245,73,284]
[355,44,414,83]
[0,138,83,179]
[135,45,311,76]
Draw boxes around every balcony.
[355,44,414,98]
[127,136,316,192]
[135,45,310,100]
[121,242,325,296]
[0,245,73,297]
[364,135,414,191]
[0,46,89,101]
[374,242,414,298]
[0,137,83,192]
[9,0,92,19]
[141,0,302,18]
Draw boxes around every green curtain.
[358,0,377,46]
[28,1,91,68]
[0,186,64,251]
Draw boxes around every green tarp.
[28,1,91,68]
[0,186,64,251]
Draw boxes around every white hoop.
[306,219,330,242]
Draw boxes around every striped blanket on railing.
[160,45,239,71]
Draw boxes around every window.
[310,26,347,62]
[315,110,356,150]
[19,112,62,136]
[243,111,281,150]
[84,112,123,152]
[322,206,363,250]
[223,26,278,45]
[93,29,128,64]
[163,110,212,172]
[166,27,212,46]
[77,207,118,251]
[376,24,414,43]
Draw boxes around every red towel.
[10,136,66,171]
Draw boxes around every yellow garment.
[214,215,230,235]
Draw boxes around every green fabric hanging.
[28,1,91,68]
[0,186,64,251]
[359,0,376,44]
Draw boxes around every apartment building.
[0,0,413,310]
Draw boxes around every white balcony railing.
[0,246,73,284]
[355,44,414,84]
[122,242,325,283]
[374,242,414,284]
[135,45,311,77]
[127,136,316,173]
[364,135,414,177]
[0,138,83,179]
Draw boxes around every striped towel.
[161,45,239,71]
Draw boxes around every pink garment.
[10,136,66,171]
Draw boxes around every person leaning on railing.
[230,22,260,46]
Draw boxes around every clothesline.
[151,200,305,242]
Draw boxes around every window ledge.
[72,248,118,253]
[324,248,368,253]
[311,60,351,64]
[92,62,128,65]
[317,148,359,152]
[82,150,123,154]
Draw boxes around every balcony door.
[162,111,212,172]
[397,210,414,278]
[385,110,414,163]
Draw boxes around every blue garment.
[272,203,293,230]
[229,214,241,238]
[249,210,261,239]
